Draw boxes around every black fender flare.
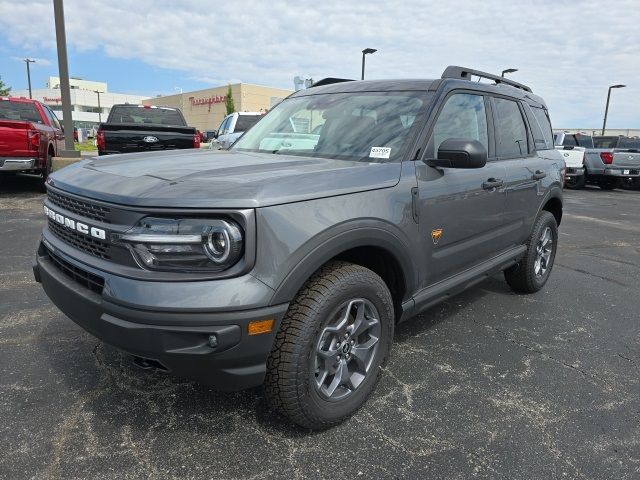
[535,186,563,227]
[269,223,418,306]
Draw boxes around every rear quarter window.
[526,105,554,150]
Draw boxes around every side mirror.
[425,138,487,169]
[212,130,218,139]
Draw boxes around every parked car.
[553,131,594,189]
[582,136,640,190]
[34,66,563,429]
[209,112,262,150]
[96,104,200,156]
[0,96,64,188]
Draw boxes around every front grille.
[46,248,104,294]
[48,190,111,223]
[48,219,110,259]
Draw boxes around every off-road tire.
[40,153,52,192]
[264,261,394,430]
[504,211,558,294]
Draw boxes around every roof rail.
[310,78,355,88]
[441,66,532,93]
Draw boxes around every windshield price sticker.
[370,147,391,159]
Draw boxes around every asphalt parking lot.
[1,175,639,480]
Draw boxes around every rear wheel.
[598,177,620,190]
[565,174,585,189]
[40,153,52,192]
[265,261,394,429]
[505,211,558,294]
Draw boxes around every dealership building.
[145,83,293,132]
[12,77,148,130]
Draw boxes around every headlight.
[115,217,243,272]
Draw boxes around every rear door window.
[493,98,529,158]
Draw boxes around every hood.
[48,149,401,208]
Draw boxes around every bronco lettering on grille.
[44,205,106,240]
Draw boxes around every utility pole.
[53,0,80,157]
[94,90,102,123]
[24,59,36,99]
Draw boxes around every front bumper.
[605,167,640,178]
[34,242,288,391]
[0,157,36,171]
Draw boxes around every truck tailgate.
[556,146,584,168]
[101,123,195,154]
[613,151,640,168]
[0,120,31,157]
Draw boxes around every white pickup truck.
[209,112,263,150]
[553,132,593,189]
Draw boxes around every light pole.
[93,90,102,123]
[501,68,517,77]
[361,48,377,80]
[53,0,79,157]
[24,58,36,98]
[602,84,626,135]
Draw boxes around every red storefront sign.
[188,95,226,112]
[43,97,62,104]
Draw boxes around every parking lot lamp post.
[361,48,377,80]
[24,59,36,98]
[602,84,626,135]
[53,0,80,157]
[501,68,517,77]
[94,90,102,123]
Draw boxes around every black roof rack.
[441,66,532,93]
[310,78,355,88]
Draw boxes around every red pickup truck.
[0,97,64,187]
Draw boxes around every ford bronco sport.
[34,66,564,429]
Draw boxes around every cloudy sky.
[0,0,638,128]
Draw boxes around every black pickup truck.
[96,104,200,156]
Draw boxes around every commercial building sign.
[43,97,62,104]
[188,95,226,112]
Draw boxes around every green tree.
[0,76,11,96]
[225,85,235,115]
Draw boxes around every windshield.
[0,101,42,123]
[235,115,261,132]
[232,91,428,161]
[108,105,186,126]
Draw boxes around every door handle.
[482,178,504,190]
[532,170,547,180]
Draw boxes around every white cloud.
[0,0,638,127]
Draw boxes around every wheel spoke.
[351,336,378,371]
[325,359,350,396]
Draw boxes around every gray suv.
[34,66,564,429]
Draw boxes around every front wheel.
[504,211,558,294]
[265,261,394,429]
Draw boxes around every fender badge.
[431,228,443,245]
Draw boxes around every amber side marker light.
[247,318,275,336]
